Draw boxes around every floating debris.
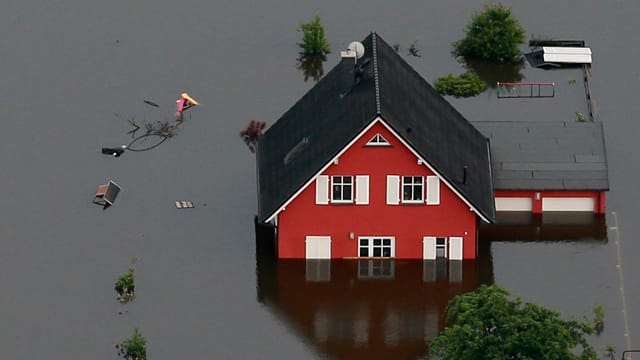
[93,180,121,210]
[175,201,194,209]
[143,99,160,107]
[175,92,200,115]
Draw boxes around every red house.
[256,33,608,260]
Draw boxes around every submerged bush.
[117,328,147,360]
[434,72,486,97]
[115,268,135,303]
[297,15,330,57]
[453,4,526,63]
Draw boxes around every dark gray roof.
[257,33,495,223]
[472,121,609,190]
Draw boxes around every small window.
[402,176,424,203]
[331,176,353,203]
[366,133,390,146]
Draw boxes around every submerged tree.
[117,328,147,360]
[430,285,599,360]
[240,120,266,153]
[297,15,331,57]
[453,4,526,63]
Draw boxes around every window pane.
[383,248,391,257]
[360,239,368,246]
[343,176,352,184]
[383,239,391,246]
[344,185,352,200]
[436,247,445,258]
[373,239,381,246]
[436,237,445,245]
[373,248,382,257]
[360,248,368,257]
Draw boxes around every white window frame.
[331,175,353,203]
[366,133,391,146]
[449,237,463,260]
[435,237,447,259]
[386,175,400,205]
[358,237,395,258]
[402,176,424,203]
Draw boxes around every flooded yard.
[0,1,638,359]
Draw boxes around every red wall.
[277,121,479,259]
[495,190,606,214]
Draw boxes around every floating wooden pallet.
[175,201,194,209]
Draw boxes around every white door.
[449,237,463,260]
[306,236,331,259]
[423,236,436,260]
[542,197,595,212]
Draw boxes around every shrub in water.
[434,72,486,97]
[297,15,330,57]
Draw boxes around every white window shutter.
[423,236,436,260]
[386,175,399,205]
[355,175,369,205]
[426,176,440,205]
[449,237,463,260]
[315,175,329,205]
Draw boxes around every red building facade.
[276,120,482,259]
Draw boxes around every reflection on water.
[254,212,607,359]
[463,59,526,89]
[297,54,326,82]
[480,212,607,242]
[256,257,493,359]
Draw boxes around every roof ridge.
[372,32,381,115]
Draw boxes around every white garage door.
[306,236,331,259]
[495,197,533,211]
[542,198,594,212]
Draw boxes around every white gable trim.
[375,117,490,223]
[265,117,489,223]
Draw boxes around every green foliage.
[575,112,587,122]
[297,15,330,57]
[592,303,605,334]
[453,4,526,63]
[430,285,598,360]
[118,328,147,360]
[604,344,616,359]
[115,268,135,303]
[434,72,486,97]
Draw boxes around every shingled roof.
[257,33,495,223]
[472,121,609,191]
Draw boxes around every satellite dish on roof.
[348,41,365,59]
[341,41,365,60]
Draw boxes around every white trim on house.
[315,175,329,205]
[305,236,332,259]
[426,175,440,205]
[386,175,400,205]
[355,175,370,205]
[542,197,595,212]
[495,197,533,211]
[366,133,391,146]
[449,237,463,260]
[265,117,490,223]
[423,236,436,260]
[374,117,491,223]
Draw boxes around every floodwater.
[1,1,638,359]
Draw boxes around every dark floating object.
[102,146,126,157]
[143,99,160,107]
[93,180,121,210]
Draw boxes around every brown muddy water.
[0,1,638,359]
